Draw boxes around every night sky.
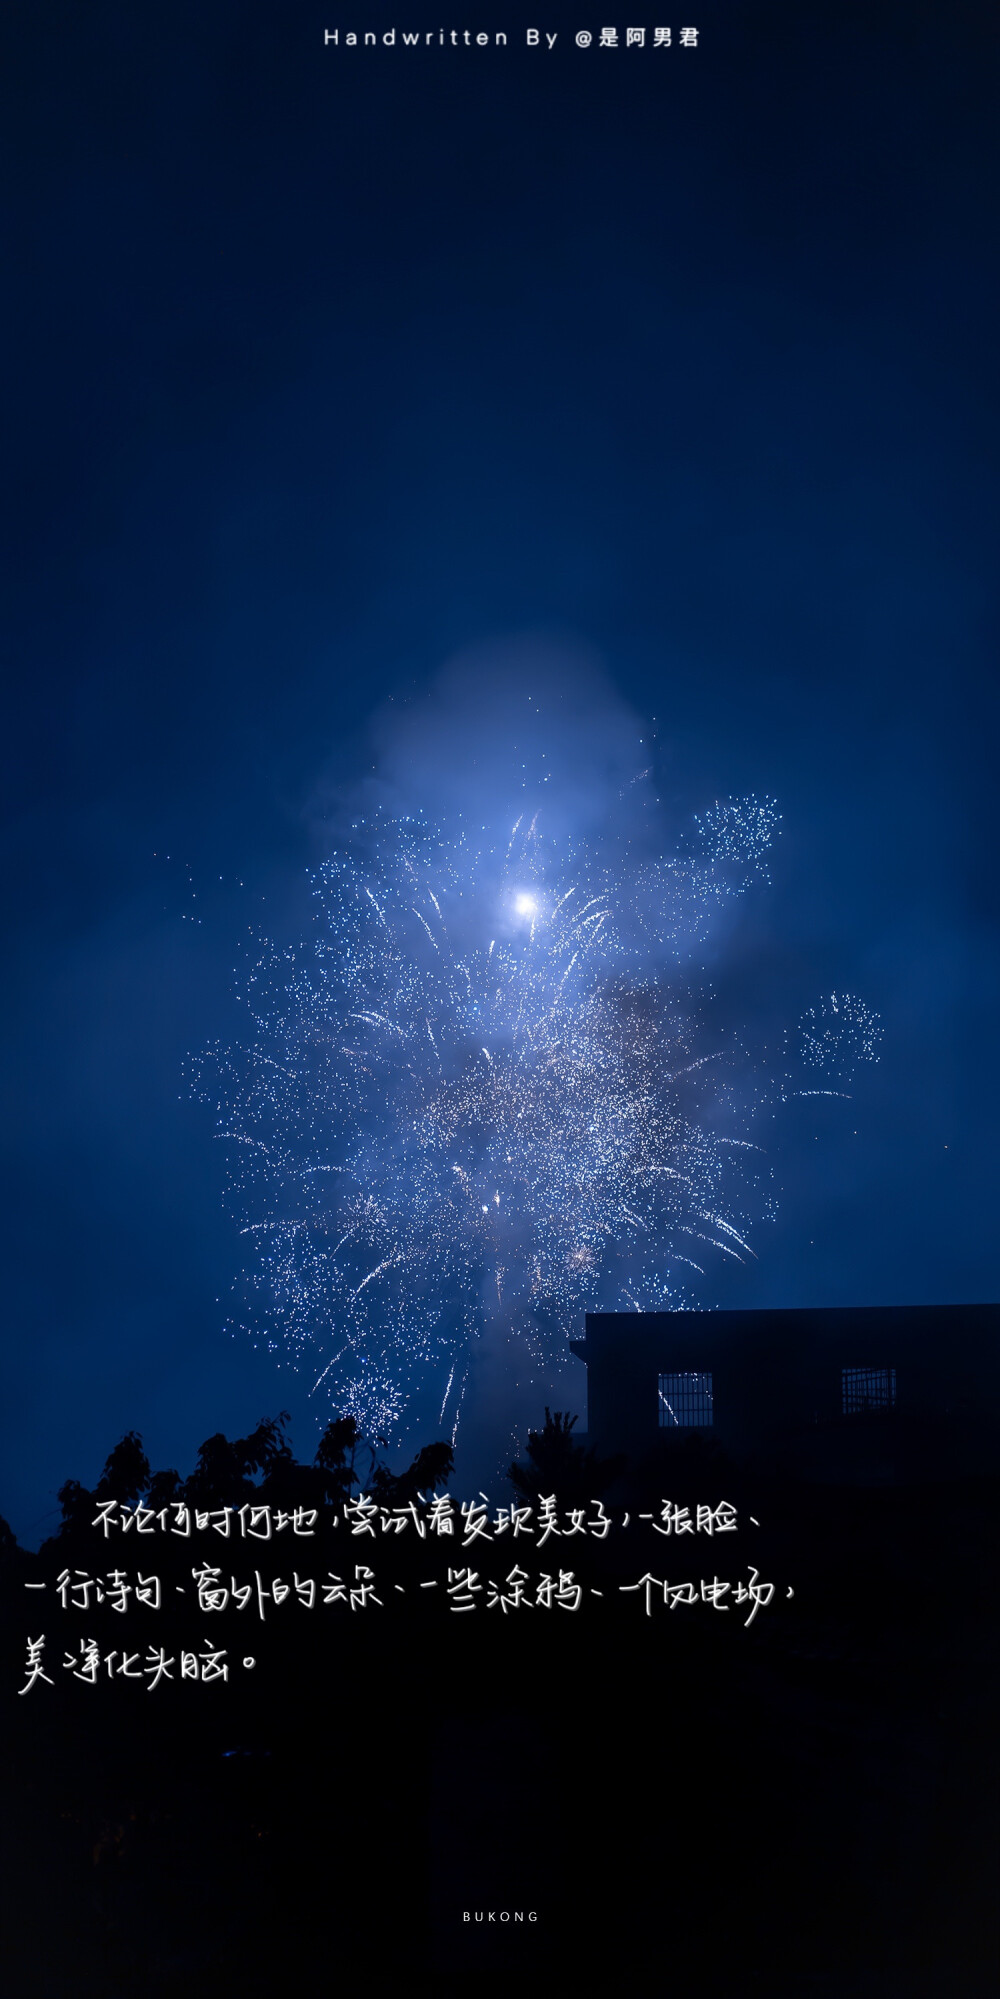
[3,0,998,1542]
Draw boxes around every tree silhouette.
[240,1412,293,1478]
[182,1414,293,1507]
[314,1414,363,1505]
[370,1440,455,1505]
[182,1431,256,1508]
[146,1468,183,1509]
[95,1431,150,1506]
[56,1477,95,1531]
[55,1430,152,1535]
[44,1410,455,1543]
[509,1408,625,1506]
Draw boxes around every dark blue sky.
[3,0,998,1539]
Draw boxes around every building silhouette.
[570,1303,1000,1485]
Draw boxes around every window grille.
[842,1366,896,1415]
[658,1371,714,1428]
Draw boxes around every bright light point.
[515,892,538,917]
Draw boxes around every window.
[842,1366,896,1415]
[658,1371,713,1428]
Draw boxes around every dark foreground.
[3,1478,997,1998]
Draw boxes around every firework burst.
[191,796,876,1449]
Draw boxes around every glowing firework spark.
[792,993,884,1088]
[191,797,876,1449]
